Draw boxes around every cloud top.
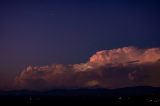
[89,46,160,66]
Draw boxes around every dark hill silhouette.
[1,86,160,96]
[0,86,160,104]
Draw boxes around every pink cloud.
[14,46,160,90]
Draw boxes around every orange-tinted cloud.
[14,46,160,90]
[89,46,160,66]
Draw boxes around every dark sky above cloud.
[0,0,160,90]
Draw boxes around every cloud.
[89,46,160,66]
[14,46,160,90]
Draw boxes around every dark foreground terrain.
[0,86,160,105]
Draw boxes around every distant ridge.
[1,86,160,96]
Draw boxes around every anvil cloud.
[15,46,160,90]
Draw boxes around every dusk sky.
[0,0,160,90]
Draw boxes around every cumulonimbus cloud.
[14,46,160,90]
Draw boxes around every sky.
[0,0,160,90]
